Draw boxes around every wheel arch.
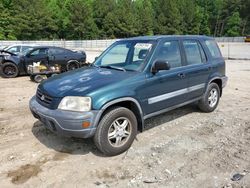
[66,60,80,70]
[208,77,222,96]
[96,97,144,132]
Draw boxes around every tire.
[30,75,35,81]
[34,75,44,83]
[66,61,79,71]
[0,62,19,78]
[198,83,220,113]
[94,107,138,156]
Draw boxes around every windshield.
[5,46,35,55]
[94,40,155,71]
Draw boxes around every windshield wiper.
[99,65,126,72]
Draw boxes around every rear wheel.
[66,61,79,71]
[0,62,19,78]
[198,83,220,112]
[94,107,137,156]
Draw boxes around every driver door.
[25,48,49,69]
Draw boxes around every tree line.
[0,0,249,40]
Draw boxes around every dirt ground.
[0,60,250,188]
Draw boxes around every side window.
[101,44,129,65]
[49,48,65,55]
[22,46,34,54]
[205,40,221,58]
[155,40,182,68]
[30,48,47,56]
[183,40,205,65]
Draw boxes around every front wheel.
[94,107,137,156]
[0,62,19,78]
[198,83,220,112]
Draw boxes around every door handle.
[178,73,185,79]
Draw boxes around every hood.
[0,50,17,56]
[39,66,136,97]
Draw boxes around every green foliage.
[225,11,241,36]
[0,0,249,40]
[154,0,181,34]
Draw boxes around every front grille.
[36,88,53,105]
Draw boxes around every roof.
[6,44,38,47]
[122,35,214,41]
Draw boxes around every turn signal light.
[82,121,90,128]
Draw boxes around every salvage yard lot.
[0,60,249,187]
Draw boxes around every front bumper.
[29,96,101,138]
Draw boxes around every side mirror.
[151,60,170,74]
[26,53,31,58]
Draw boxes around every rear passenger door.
[48,47,68,66]
[182,40,211,100]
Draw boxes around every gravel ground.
[0,60,249,188]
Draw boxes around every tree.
[92,0,116,38]
[0,0,249,40]
[154,0,181,35]
[103,0,138,38]
[134,0,154,36]
[65,0,98,39]
[225,11,242,36]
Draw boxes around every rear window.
[205,40,221,58]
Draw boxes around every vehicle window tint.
[22,46,34,53]
[30,48,47,56]
[8,46,20,53]
[183,40,204,65]
[101,44,129,65]
[155,41,182,68]
[49,48,65,55]
[205,40,221,58]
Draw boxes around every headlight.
[58,96,91,112]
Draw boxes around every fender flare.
[206,76,224,96]
[93,97,145,131]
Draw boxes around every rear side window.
[49,48,66,55]
[205,40,221,58]
[183,40,206,65]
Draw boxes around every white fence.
[215,37,245,42]
[1,38,250,60]
[0,39,117,50]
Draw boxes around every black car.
[0,46,87,78]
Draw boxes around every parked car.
[30,35,228,156]
[245,35,250,42]
[4,44,38,55]
[0,46,87,78]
